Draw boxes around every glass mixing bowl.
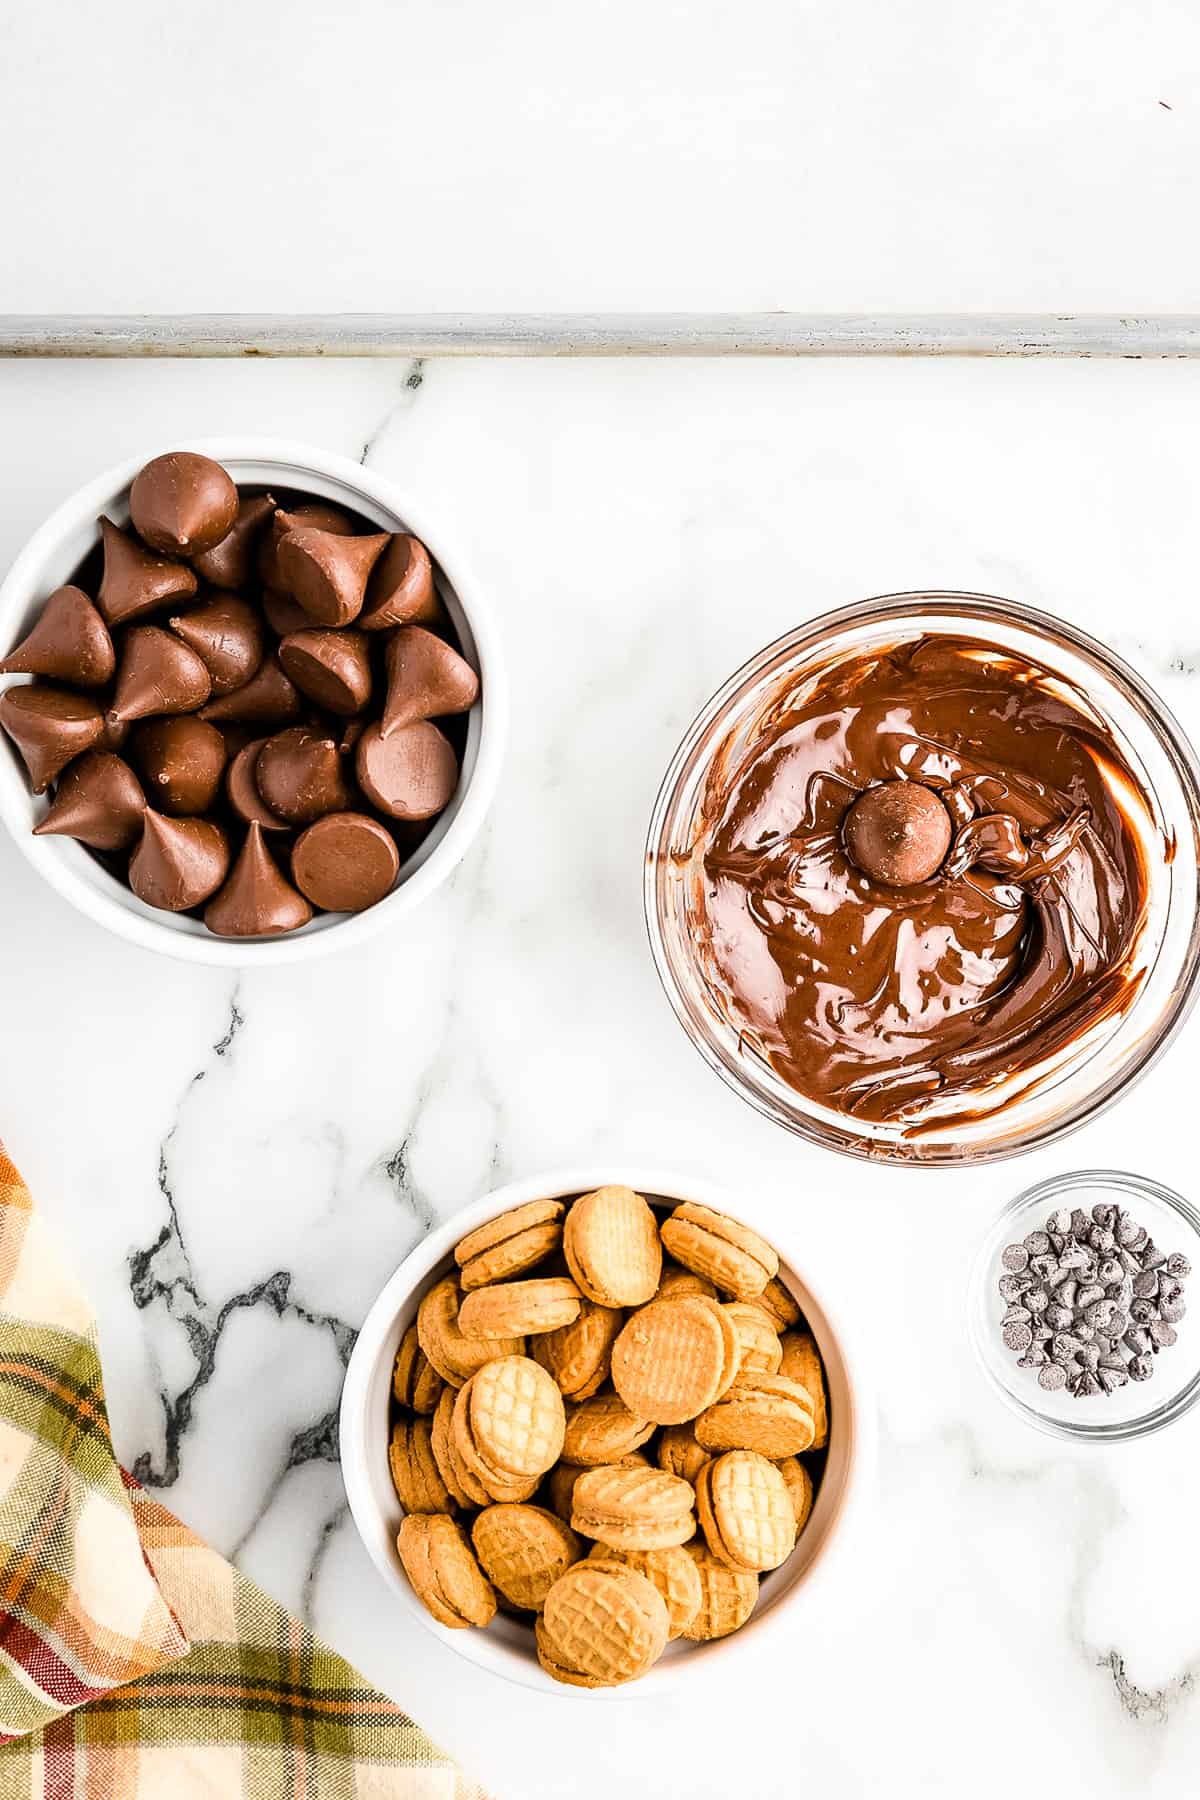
[645,593,1200,1165]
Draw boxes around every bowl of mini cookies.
[340,1169,864,1693]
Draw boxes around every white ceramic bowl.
[0,438,507,965]
[340,1167,869,1697]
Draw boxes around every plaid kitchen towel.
[0,1147,484,1799]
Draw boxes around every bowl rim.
[644,590,1200,1167]
[0,437,508,966]
[339,1164,873,1699]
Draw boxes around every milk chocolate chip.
[355,719,458,820]
[130,452,239,558]
[129,810,229,911]
[0,587,115,687]
[131,717,227,816]
[168,592,265,696]
[843,781,952,887]
[199,653,302,725]
[97,517,198,627]
[191,494,276,589]
[278,629,372,715]
[0,685,105,792]
[33,750,145,850]
[108,627,212,726]
[380,626,479,736]
[292,811,400,912]
[255,726,353,824]
[204,822,313,937]
[277,528,390,628]
[360,534,440,630]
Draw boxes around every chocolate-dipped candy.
[380,625,479,737]
[276,527,390,628]
[108,627,212,727]
[191,494,275,589]
[355,719,458,820]
[131,717,227,815]
[360,534,441,630]
[226,739,289,831]
[32,751,145,850]
[257,503,356,590]
[278,628,372,715]
[168,592,265,695]
[130,452,239,558]
[129,810,230,912]
[842,780,953,887]
[0,686,105,792]
[204,822,313,937]
[0,587,115,687]
[199,653,302,725]
[292,811,400,912]
[97,517,198,627]
[255,726,353,825]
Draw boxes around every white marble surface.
[6,0,1200,314]
[4,355,1200,1797]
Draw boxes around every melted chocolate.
[693,636,1155,1130]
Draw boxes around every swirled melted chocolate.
[694,636,1155,1130]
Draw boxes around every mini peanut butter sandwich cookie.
[776,1456,815,1532]
[570,1464,696,1551]
[396,1514,496,1630]
[723,1302,784,1377]
[560,1391,656,1467]
[544,1452,649,1523]
[471,1504,583,1611]
[656,1261,718,1300]
[458,1277,582,1340]
[656,1423,710,1487]
[680,1540,759,1641]
[778,1328,829,1448]
[452,1355,566,1507]
[388,1417,457,1514]
[391,1322,444,1414]
[450,1380,543,1505]
[562,1186,662,1308]
[585,1542,703,1639]
[430,1387,479,1509]
[537,1561,669,1687]
[454,1199,565,1290]
[531,1297,623,1400]
[611,1293,738,1425]
[417,1275,524,1386]
[659,1203,778,1301]
[695,1371,816,1457]
[696,1450,797,1573]
[754,1276,802,1332]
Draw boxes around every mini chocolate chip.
[1159,1297,1187,1324]
[1017,1348,1050,1368]
[1024,1231,1052,1257]
[1083,1299,1117,1330]
[1030,1253,1059,1281]
[1076,1283,1105,1310]
[1129,1299,1159,1326]
[1070,1209,1091,1238]
[1166,1252,1192,1280]
[1057,1246,1089,1272]
[1124,1326,1153,1355]
[998,1273,1033,1301]
[1098,1367,1130,1394]
[1142,1242,1166,1272]
[1025,1287,1050,1315]
[1107,1310,1129,1339]
[1129,1354,1155,1382]
[1149,1321,1178,1349]
[1039,1363,1068,1392]
[1003,1321,1034,1353]
[1001,1244,1031,1273]
[1073,1371,1102,1398]
[1092,1203,1118,1230]
[1132,1269,1159,1299]
[1097,1257,1123,1287]
[1047,1207,1074,1235]
[1079,1344,1101,1371]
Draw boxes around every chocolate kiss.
[292,811,400,913]
[108,626,212,726]
[129,809,229,912]
[130,452,239,557]
[131,716,227,816]
[168,592,265,695]
[257,503,355,589]
[278,628,372,715]
[199,654,302,725]
[262,589,312,636]
[0,685,105,792]
[191,493,276,589]
[380,626,479,737]
[256,726,353,825]
[355,719,458,820]
[97,516,197,627]
[204,822,313,937]
[0,587,115,686]
[226,739,289,831]
[360,535,442,631]
[277,528,390,627]
[33,750,145,850]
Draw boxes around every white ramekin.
[339,1167,871,1698]
[0,438,507,966]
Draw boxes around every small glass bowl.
[968,1170,1200,1442]
[645,594,1200,1165]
